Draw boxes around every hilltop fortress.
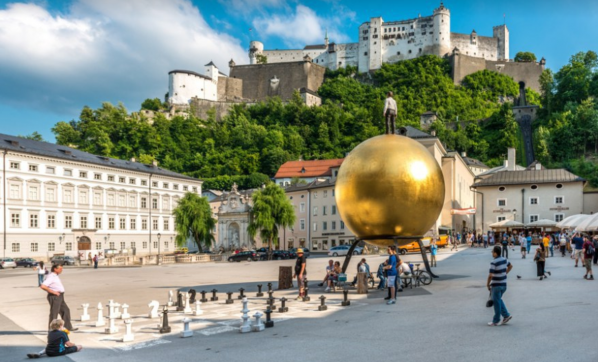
[167,2,544,118]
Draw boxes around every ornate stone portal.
[215,185,256,251]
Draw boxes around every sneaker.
[539,277,543,280]
[501,315,513,325]
[547,271,551,276]
[487,322,499,326]
[296,296,303,301]
[386,299,396,305]
[27,354,40,359]
[325,287,330,292]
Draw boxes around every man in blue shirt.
[384,246,398,305]
[487,245,513,326]
[526,233,532,254]
[572,233,585,267]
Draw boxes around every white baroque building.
[168,62,220,104]
[0,134,202,261]
[249,2,509,73]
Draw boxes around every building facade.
[0,134,202,260]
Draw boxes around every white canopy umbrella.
[489,220,525,228]
[526,219,558,228]
[556,214,591,229]
[574,213,598,232]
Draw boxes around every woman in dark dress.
[535,243,551,280]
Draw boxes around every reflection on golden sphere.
[335,135,445,247]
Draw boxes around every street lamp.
[59,233,65,244]
[157,233,162,254]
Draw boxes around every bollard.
[121,303,131,319]
[238,288,246,300]
[200,290,208,303]
[239,298,251,333]
[226,292,234,304]
[341,289,351,306]
[318,295,328,311]
[176,292,184,312]
[188,289,197,304]
[81,303,90,321]
[278,297,288,313]
[194,300,203,316]
[267,283,273,294]
[252,311,265,332]
[95,302,106,327]
[122,319,134,342]
[159,307,171,334]
[256,284,264,297]
[302,278,310,302]
[180,318,193,338]
[264,308,274,328]
[210,289,219,302]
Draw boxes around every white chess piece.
[80,303,90,322]
[193,300,203,316]
[107,300,115,319]
[168,290,174,307]
[122,319,134,342]
[252,311,265,332]
[184,293,192,314]
[121,303,130,319]
[180,318,193,338]
[239,297,251,333]
[105,312,119,334]
[95,302,105,327]
[113,302,122,319]
[148,300,159,319]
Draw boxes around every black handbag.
[486,291,493,308]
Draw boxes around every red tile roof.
[275,159,344,178]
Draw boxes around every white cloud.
[0,0,247,115]
[251,4,354,48]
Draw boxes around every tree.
[18,132,45,141]
[173,193,216,252]
[247,183,295,259]
[256,54,268,64]
[514,52,537,63]
[141,98,165,111]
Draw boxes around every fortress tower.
[432,2,451,57]
[249,41,264,65]
[493,25,509,60]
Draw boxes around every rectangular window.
[332,205,337,215]
[323,190,328,198]
[313,206,318,216]
[11,213,20,227]
[498,216,506,222]
[29,164,38,172]
[173,184,179,190]
[95,242,101,250]
[300,203,305,213]
[46,167,55,175]
[118,195,125,207]
[530,197,538,205]
[332,221,336,230]
[9,184,20,199]
[108,175,115,182]
[64,169,72,176]
[93,192,102,205]
[10,161,19,169]
[152,198,158,209]
[141,180,147,186]
[29,214,39,228]
[141,197,147,208]
[163,182,169,189]
[313,191,318,199]
[183,186,188,191]
[119,177,125,183]
[79,190,88,205]
[142,218,148,230]
[31,242,38,252]
[95,217,102,229]
[12,243,19,252]
[129,178,136,185]
[131,242,136,249]
[313,222,317,231]
[109,242,115,250]
[300,219,305,230]
[143,241,148,249]
[47,215,55,228]
[79,171,87,178]
[80,216,88,229]
[46,188,56,202]
[164,241,168,249]
[63,190,73,203]
[152,181,158,187]
[119,218,126,229]
[120,242,126,250]
[153,241,158,249]
[107,194,115,206]
[555,214,564,222]
[65,216,72,228]
[555,196,564,204]
[28,186,39,200]
[323,206,327,215]
[108,217,115,229]
[163,219,169,231]
[94,173,102,180]
[192,187,198,193]
[152,219,158,230]
[48,242,55,252]
[65,242,72,251]
[323,221,328,231]
[497,199,506,207]
[340,221,345,230]
[129,196,135,208]
[529,215,539,223]
[130,218,136,230]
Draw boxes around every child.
[27,319,82,358]
[430,240,438,267]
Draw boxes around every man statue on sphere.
[383,91,398,135]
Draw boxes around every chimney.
[507,148,516,171]
[152,160,158,167]
[461,152,467,158]
[431,130,436,136]
[535,162,542,170]
[130,157,136,163]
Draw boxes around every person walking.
[593,236,598,265]
[519,234,527,259]
[93,254,98,269]
[559,234,567,257]
[430,240,438,267]
[36,261,47,287]
[501,236,509,258]
[582,236,594,280]
[451,234,459,251]
[572,233,584,267]
[384,246,398,305]
[534,243,550,280]
[383,91,397,135]
[293,248,307,300]
[483,233,488,248]
[487,246,513,326]
[40,265,77,332]
[526,233,532,255]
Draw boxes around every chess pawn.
[80,303,90,322]
[194,300,203,316]
[180,318,193,338]
[121,303,131,319]
[95,302,106,327]
[184,293,192,314]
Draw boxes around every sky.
[0,0,597,142]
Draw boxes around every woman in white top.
[36,261,47,286]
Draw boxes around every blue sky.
[1,0,597,142]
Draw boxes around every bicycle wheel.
[418,271,433,285]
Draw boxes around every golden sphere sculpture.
[335,134,445,247]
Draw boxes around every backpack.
[587,244,595,256]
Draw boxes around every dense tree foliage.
[173,193,216,252]
[514,52,537,63]
[51,52,598,187]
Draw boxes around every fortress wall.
[485,60,544,92]
[262,49,327,63]
[217,77,243,101]
[451,33,498,60]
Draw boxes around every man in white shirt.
[40,265,76,331]
[383,91,398,134]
